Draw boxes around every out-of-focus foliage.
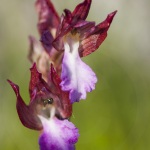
[0,0,150,150]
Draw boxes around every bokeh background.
[0,0,150,149]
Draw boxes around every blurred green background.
[0,0,150,149]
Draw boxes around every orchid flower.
[8,64,79,150]
[39,0,117,103]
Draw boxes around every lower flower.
[39,107,79,150]
[8,63,79,150]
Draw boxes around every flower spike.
[9,0,117,149]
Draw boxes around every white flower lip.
[38,107,79,150]
[60,33,97,103]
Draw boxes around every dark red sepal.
[29,63,52,100]
[52,0,91,51]
[72,0,92,21]
[56,0,92,35]
[79,10,117,57]
[36,0,60,35]
[7,80,42,130]
[50,64,72,119]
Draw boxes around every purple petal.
[7,80,42,130]
[60,36,97,103]
[40,30,54,54]
[40,31,63,70]
[35,0,60,35]
[39,117,79,150]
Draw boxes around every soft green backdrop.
[0,0,150,150]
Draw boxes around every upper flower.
[47,0,117,57]
[59,33,97,103]
[41,0,117,103]
[29,0,117,103]
[8,63,72,130]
